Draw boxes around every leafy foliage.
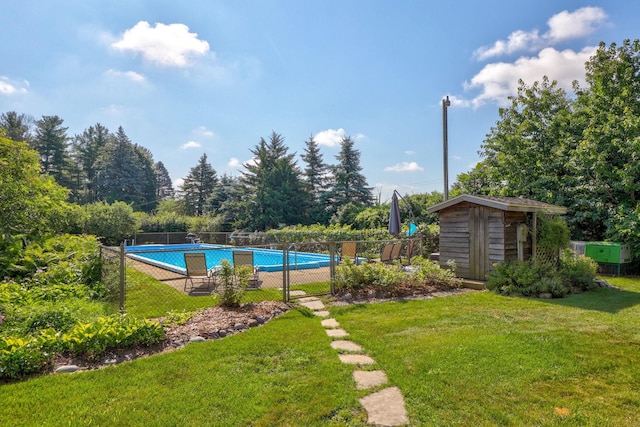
[217,259,248,307]
[454,40,640,253]
[0,137,72,238]
[334,256,460,295]
[487,251,598,298]
[85,201,138,245]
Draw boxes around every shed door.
[469,206,490,280]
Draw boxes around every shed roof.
[428,194,567,214]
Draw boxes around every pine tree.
[33,115,70,185]
[94,126,158,212]
[155,161,174,200]
[328,135,373,217]
[0,111,33,143]
[71,123,112,203]
[300,135,331,224]
[182,153,218,216]
[238,132,309,230]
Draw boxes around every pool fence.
[100,238,427,314]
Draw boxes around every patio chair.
[232,250,261,289]
[401,240,416,265]
[184,253,215,293]
[340,241,358,264]
[381,243,402,264]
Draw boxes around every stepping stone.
[359,387,408,426]
[313,310,330,317]
[326,328,349,338]
[339,354,375,365]
[290,290,306,296]
[330,340,363,352]
[321,318,340,328]
[353,370,388,390]
[298,299,325,311]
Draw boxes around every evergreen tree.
[182,153,218,216]
[32,115,70,185]
[155,161,174,200]
[70,123,112,203]
[211,173,238,231]
[238,132,309,230]
[0,111,33,143]
[94,126,158,212]
[328,135,373,217]
[301,135,331,224]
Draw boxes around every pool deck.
[128,258,332,295]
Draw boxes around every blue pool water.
[126,244,333,274]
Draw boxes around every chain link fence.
[99,245,125,312]
[99,235,430,316]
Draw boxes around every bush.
[486,260,547,296]
[334,257,459,295]
[85,201,138,245]
[217,260,247,307]
[559,252,598,291]
[24,309,77,334]
[0,336,52,380]
[55,315,165,358]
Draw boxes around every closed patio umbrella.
[388,191,402,236]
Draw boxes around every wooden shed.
[428,195,567,281]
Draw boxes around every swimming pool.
[125,243,334,274]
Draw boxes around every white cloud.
[180,141,201,149]
[173,178,184,191]
[112,21,210,67]
[384,162,424,172]
[546,7,607,43]
[0,76,29,95]
[228,157,241,168]
[466,46,596,107]
[194,126,216,138]
[404,150,416,155]
[474,7,606,60]
[315,128,346,147]
[105,69,146,82]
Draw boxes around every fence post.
[119,243,126,313]
[282,244,289,302]
[329,242,336,295]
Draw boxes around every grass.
[126,268,330,318]
[331,277,640,426]
[1,308,368,426]
[2,275,640,425]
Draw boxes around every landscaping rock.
[247,319,259,328]
[189,336,206,343]
[55,365,79,374]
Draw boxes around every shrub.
[559,252,598,291]
[217,260,247,307]
[409,257,460,287]
[24,309,77,334]
[57,315,164,358]
[0,336,52,380]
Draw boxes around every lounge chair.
[183,253,215,293]
[381,243,402,264]
[340,241,358,264]
[401,240,416,264]
[232,250,261,289]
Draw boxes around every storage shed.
[428,195,567,281]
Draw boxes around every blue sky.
[1,1,638,202]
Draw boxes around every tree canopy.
[455,39,640,254]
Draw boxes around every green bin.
[584,242,631,264]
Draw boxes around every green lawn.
[332,277,640,426]
[2,277,640,426]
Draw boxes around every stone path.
[298,296,408,426]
